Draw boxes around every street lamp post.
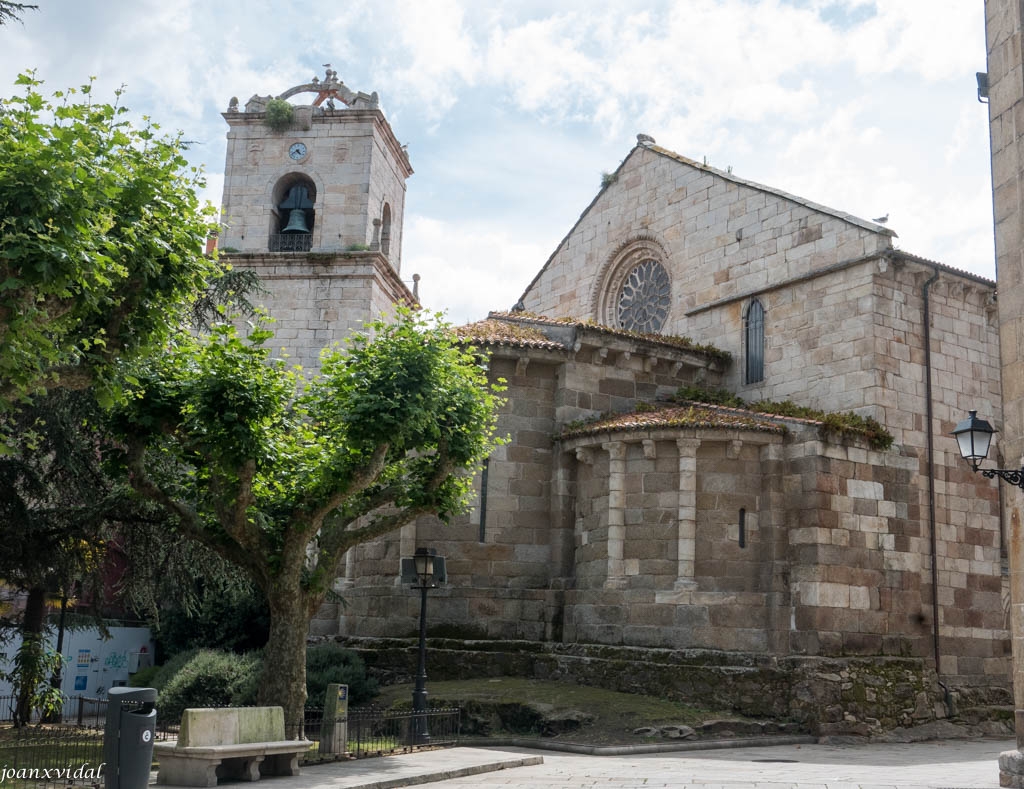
[952,410,1024,487]
[954,410,1024,782]
[400,547,446,745]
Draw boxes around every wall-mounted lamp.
[952,410,1023,487]
[977,72,990,104]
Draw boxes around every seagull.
[872,214,889,224]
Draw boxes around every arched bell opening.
[269,173,317,252]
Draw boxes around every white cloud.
[0,0,997,310]
[404,215,556,324]
[380,0,481,119]
[845,2,985,81]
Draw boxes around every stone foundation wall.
[336,637,1008,735]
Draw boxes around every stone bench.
[155,706,311,787]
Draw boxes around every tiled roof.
[487,311,731,362]
[887,249,995,287]
[454,318,567,351]
[559,404,789,440]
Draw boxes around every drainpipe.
[922,267,953,715]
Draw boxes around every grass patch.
[376,677,744,745]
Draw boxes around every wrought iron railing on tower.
[269,233,312,252]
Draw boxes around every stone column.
[603,441,627,589]
[985,3,1024,782]
[675,438,701,590]
[549,449,575,583]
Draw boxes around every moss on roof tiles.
[455,318,566,350]
[558,404,786,440]
[489,311,731,363]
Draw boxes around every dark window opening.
[745,299,765,383]
[269,176,316,252]
[738,508,746,548]
[478,458,490,543]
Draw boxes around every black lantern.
[951,410,996,472]
[952,411,1024,488]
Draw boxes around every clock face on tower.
[288,142,307,161]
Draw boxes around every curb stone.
[458,733,816,755]
[346,756,545,789]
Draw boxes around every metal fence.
[0,723,105,788]
[0,695,109,729]
[0,695,460,787]
[299,706,461,761]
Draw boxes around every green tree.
[115,311,503,729]
[0,390,116,725]
[0,74,218,416]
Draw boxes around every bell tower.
[218,67,417,372]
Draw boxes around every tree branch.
[293,442,391,539]
[125,441,269,587]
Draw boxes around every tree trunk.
[257,582,310,738]
[14,586,47,727]
[42,595,67,723]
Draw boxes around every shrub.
[672,386,894,451]
[264,98,293,132]
[158,650,261,723]
[151,648,200,692]
[305,642,378,708]
[128,665,160,689]
[674,385,745,408]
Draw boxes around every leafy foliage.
[0,632,63,726]
[674,385,744,407]
[153,645,377,720]
[0,73,219,416]
[158,649,261,723]
[304,642,378,708]
[128,664,160,688]
[263,98,293,131]
[148,648,200,693]
[114,309,505,723]
[672,385,895,450]
[0,390,114,597]
[154,582,270,657]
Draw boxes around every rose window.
[616,259,671,333]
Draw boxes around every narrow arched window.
[745,299,765,384]
[380,203,392,257]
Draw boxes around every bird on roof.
[872,214,889,224]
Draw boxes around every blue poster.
[74,675,88,691]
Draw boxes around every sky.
[0,0,995,325]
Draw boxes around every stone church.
[218,69,1010,726]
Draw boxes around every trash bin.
[103,687,157,789]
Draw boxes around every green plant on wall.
[264,98,293,132]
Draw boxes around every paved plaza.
[427,740,1012,788]
[186,738,1015,789]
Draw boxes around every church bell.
[281,208,310,234]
